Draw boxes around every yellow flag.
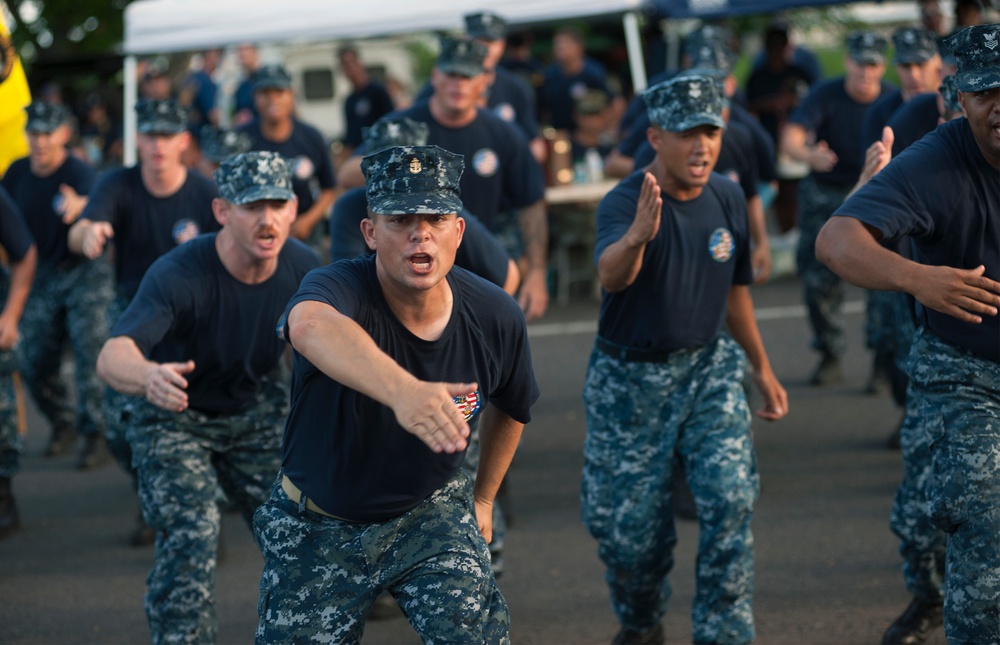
[0,9,30,176]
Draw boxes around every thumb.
[445,382,478,397]
[59,183,72,195]
[968,264,987,277]
[175,360,196,374]
[881,126,894,150]
[815,140,829,151]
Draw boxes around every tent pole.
[124,55,137,167]
[623,11,647,93]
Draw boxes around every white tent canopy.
[123,0,650,55]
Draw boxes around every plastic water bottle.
[584,148,603,183]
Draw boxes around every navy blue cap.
[252,64,292,92]
[944,24,1000,92]
[136,99,187,135]
[215,151,295,205]
[892,27,940,64]
[847,30,889,65]
[362,145,464,215]
[200,126,252,164]
[465,12,508,41]
[25,102,72,133]
[644,75,727,133]
[436,38,487,78]
[363,117,430,153]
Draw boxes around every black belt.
[595,337,683,363]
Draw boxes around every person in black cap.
[582,75,787,645]
[780,29,893,386]
[817,23,1000,645]
[329,116,519,295]
[96,150,319,644]
[68,98,220,546]
[2,101,113,468]
[195,125,251,177]
[237,64,337,246]
[253,144,538,643]
[540,27,616,136]
[0,186,37,540]
[338,44,396,159]
[343,38,550,320]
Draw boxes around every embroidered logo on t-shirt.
[708,227,734,262]
[290,156,314,181]
[172,219,201,245]
[494,102,516,122]
[472,148,499,177]
[454,390,482,421]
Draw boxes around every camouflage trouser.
[908,329,1000,645]
[796,176,853,358]
[19,260,113,438]
[866,289,916,406]
[462,422,506,575]
[0,347,21,479]
[581,335,759,645]
[128,379,287,645]
[103,294,141,479]
[253,469,510,645]
[889,364,946,605]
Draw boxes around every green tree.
[5,0,129,63]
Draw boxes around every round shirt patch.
[570,81,588,100]
[708,227,735,262]
[51,193,67,217]
[723,169,740,185]
[290,156,314,181]
[453,390,482,422]
[172,218,201,245]
[355,97,371,117]
[494,102,516,122]
[473,148,499,177]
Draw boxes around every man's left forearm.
[473,406,524,505]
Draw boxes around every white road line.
[528,300,866,338]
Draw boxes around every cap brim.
[850,53,885,65]
[954,69,1000,92]
[25,122,59,133]
[253,81,292,92]
[664,113,727,133]
[894,52,935,64]
[137,123,187,135]
[369,192,463,215]
[680,66,729,80]
[437,63,482,78]
[228,186,296,206]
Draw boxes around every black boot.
[810,353,844,386]
[612,622,664,645]
[76,434,109,470]
[44,423,76,458]
[0,477,21,540]
[881,597,944,644]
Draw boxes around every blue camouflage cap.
[363,116,429,153]
[465,12,508,41]
[252,64,292,92]
[938,74,962,112]
[847,30,889,65]
[892,27,940,64]
[944,24,1000,92]
[644,75,727,133]
[199,126,252,163]
[362,145,464,215]
[136,98,187,135]
[436,38,487,78]
[25,101,72,133]
[214,151,295,205]
[683,25,735,76]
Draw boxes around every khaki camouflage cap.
[362,145,464,215]
[363,116,430,153]
[214,151,295,205]
[436,38,487,78]
[944,24,1000,92]
[25,101,72,133]
[892,27,940,64]
[644,75,727,133]
[136,99,187,135]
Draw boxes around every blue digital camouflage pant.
[909,328,1000,645]
[866,289,915,405]
[19,259,113,439]
[104,294,141,479]
[796,176,853,358]
[253,469,510,644]
[582,335,759,645]
[127,376,287,645]
[0,278,21,479]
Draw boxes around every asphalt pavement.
[0,276,946,644]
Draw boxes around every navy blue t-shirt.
[343,81,395,149]
[788,77,893,186]
[2,155,95,267]
[834,118,999,363]
[239,118,336,216]
[81,166,219,299]
[280,255,539,521]
[730,102,777,183]
[595,171,753,351]
[179,69,217,129]
[745,61,814,144]
[328,186,510,288]
[391,102,545,230]
[540,59,612,132]
[233,79,256,120]
[860,89,903,155]
[0,185,35,263]
[111,234,320,413]
[885,93,941,156]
